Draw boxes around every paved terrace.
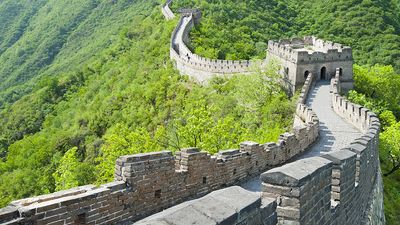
[241,80,363,192]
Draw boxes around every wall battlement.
[0,1,384,224]
[259,68,384,225]
[267,36,354,93]
[135,69,384,225]
[169,12,258,82]
[267,37,353,64]
[161,0,175,20]
[164,1,353,92]
[0,74,319,225]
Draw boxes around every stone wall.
[267,37,354,92]
[133,70,385,224]
[161,0,175,20]
[267,37,353,65]
[133,186,278,225]
[170,13,258,83]
[166,3,353,93]
[259,68,385,225]
[0,74,318,224]
[0,1,384,223]
[366,171,385,225]
[0,182,130,225]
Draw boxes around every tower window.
[155,190,161,198]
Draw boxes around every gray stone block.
[261,197,277,217]
[349,143,367,154]
[0,206,18,222]
[163,205,216,225]
[260,157,332,187]
[208,186,261,215]
[321,150,356,165]
[240,141,259,147]
[191,197,237,225]
[120,151,173,163]
[100,181,126,192]
[181,147,200,154]
[134,220,171,225]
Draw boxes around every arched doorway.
[304,71,310,79]
[339,68,343,77]
[320,67,327,80]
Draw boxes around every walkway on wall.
[173,16,192,57]
[299,80,363,158]
[241,80,363,192]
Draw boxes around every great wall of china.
[0,1,385,225]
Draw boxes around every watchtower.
[267,36,354,92]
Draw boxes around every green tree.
[381,122,400,177]
[53,147,94,191]
[95,124,165,184]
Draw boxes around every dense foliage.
[0,0,294,207]
[172,0,400,72]
[348,65,400,224]
[0,0,399,223]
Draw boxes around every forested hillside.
[0,0,293,207]
[0,0,399,223]
[172,0,400,71]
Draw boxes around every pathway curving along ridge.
[163,0,365,193]
[241,80,364,192]
[300,81,363,158]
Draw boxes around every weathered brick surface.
[169,13,256,83]
[133,186,277,225]
[0,5,383,224]
[259,69,384,225]
[0,72,318,225]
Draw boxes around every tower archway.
[321,67,327,80]
[304,70,310,79]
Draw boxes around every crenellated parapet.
[267,37,352,64]
[169,11,258,83]
[132,68,384,224]
[0,0,384,223]
[259,68,384,225]
[267,37,354,93]
[137,69,383,225]
[161,0,175,20]
[0,73,320,225]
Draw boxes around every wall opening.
[304,70,310,79]
[233,168,237,175]
[202,177,207,184]
[155,189,161,198]
[74,213,86,225]
[320,67,327,80]
[339,68,343,76]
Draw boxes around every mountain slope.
[0,1,399,223]
[0,0,158,107]
[0,0,293,206]
[172,0,400,71]
[0,0,158,155]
